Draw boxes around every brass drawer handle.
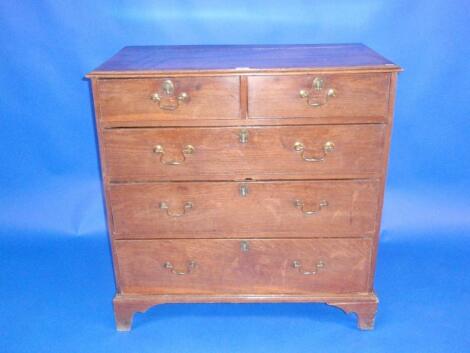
[163,260,196,275]
[293,141,335,162]
[292,260,325,275]
[294,199,328,215]
[153,144,195,165]
[150,79,190,110]
[160,201,193,217]
[299,77,336,107]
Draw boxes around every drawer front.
[103,125,385,181]
[110,180,379,238]
[116,238,372,294]
[248,74,389,120]
[98,76,240,122]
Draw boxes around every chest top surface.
[87,44,400,76]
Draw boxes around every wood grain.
[89,78,123,293]
[109,180,380,238]
[115,238,372,295]
[98,76,240,122]
[100,116,388,128]
[328,299,378,330]
[87,44,401,77]
[367,72,399,291]
[248,73,390,120]
[113,292,378,331]
[86,44,400,331]
[103,124,386,181]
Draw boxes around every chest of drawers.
[87,44,400,331]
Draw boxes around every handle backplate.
[292,260,325,275]
[153,144,195,165]
[150,79,190,110]
[163,260,196,275]
[293,141,335,162]
[299,77,336,107]
[294,199,328,215]
[160,201,193,217]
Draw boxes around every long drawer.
[103,124,385,181]
[109,180,380,238]
[116,238,372,295]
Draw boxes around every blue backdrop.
[1,1,469,352]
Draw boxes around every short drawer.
[248,73,390,120]
[97,76,240,122]
[109,180,380,238]
[103,124,385,181]
[116,238,372,295]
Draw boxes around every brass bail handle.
[150,79,190,110]
[153,144,195,165]
[292,260,325,275]
[294,199,328,215]
[160,201,193,217]
[299,77,336,107]
[163,260,196,275]
[293,141,335,162]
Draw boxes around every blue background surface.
[1,1,469,352]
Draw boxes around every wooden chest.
[87,44,401,331]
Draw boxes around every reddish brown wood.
[109,180,380,238]
[115,238,372,295]
[98,76,240,122]
[248,73,390,120]
[90,79,123,293]
[87,44,400,76]
[100,115,387,128]
[87,44,400,331]
[239,75,248,119]
[114,292,378,331]
[367,72,399,291]
[327,298,379,330]
[102,124,386,182]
